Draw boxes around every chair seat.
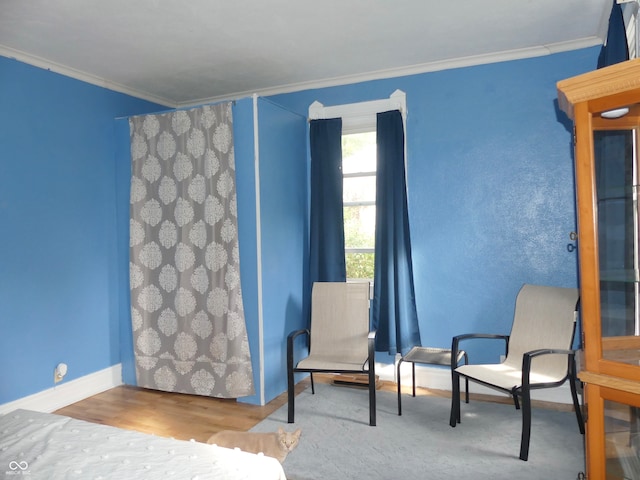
[456,363,568,392]
[402,346,466,366]
[397,346,469,415]
[297,355,369,372]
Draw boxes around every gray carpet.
[251,383,585,480]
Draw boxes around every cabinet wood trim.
[557,58,640,120]
[579,371,640,395]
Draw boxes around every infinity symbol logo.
[9,461,28,471]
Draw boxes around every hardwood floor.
[54,375,574,443]
[54,380,308,443]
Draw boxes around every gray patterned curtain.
[128,103,255,398]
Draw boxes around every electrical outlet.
[54,363,68,383]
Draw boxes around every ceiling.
[0,0,612,107]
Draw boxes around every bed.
[0,409,287,479]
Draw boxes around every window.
[342,131,376,280]
[308,89,406,281]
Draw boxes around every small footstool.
[397,346,469,415]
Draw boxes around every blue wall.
[255,98,308,402]
[269,47,599,364]
[232,97,261,404]
[1,45,600,406]
[0,57,164,404]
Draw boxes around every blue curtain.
[309,118,346,285]
[372,110,421,355]
[598,0,629,68]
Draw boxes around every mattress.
[0,409,287,480]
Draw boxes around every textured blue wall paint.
[269,47,598,364]
[255,98,308,403]
[232,97,261,404]
[0,57,163,403]
[114,117,136,385]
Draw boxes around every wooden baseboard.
[331,374,382,389]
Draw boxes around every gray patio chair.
[287,282,376,426]
[449,284,585,461]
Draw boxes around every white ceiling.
[0,0,611,107]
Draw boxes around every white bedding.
[0,409,287,480]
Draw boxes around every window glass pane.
[344,205,375,249]
[342,132,376,174]
[343,130,376,280]
[344,176,376,202]
[346,252,375,280]
[604,399,640,478]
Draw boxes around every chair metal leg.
[287,366,295,424]
[397,358,403,416]
[367,331,377,426]
[462,352,469,403]
[513,394,521,410]
[464,377,469,404]
[570,376,585,434]
[310,372,315,394]
[519,387,531,461]
[450,370,461,427]
[411,363,416,397]
[368,363,377,426]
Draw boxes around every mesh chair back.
[503,284,579,382]
[309,282,371,364]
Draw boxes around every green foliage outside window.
[343,132,376,280]
[346,252,375,280]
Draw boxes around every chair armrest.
[453,333,510,343]
[525,348,575,358]
[365,330,377,372]
[287,329,310,367]
[367,330,377,355]
[287,328,310,343]
[521,348,577,387]
[451,333,510,369]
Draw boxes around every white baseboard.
[0,364,123,415]
[376,361,575,404]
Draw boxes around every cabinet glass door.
[604,398,640,478]
[594,128,640,365]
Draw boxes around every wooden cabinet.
[558,59,640,479]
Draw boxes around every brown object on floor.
[206,427,301,463]
[331,373,382,389]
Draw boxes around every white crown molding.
[0,45,175,108]
[0,364,123,415]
